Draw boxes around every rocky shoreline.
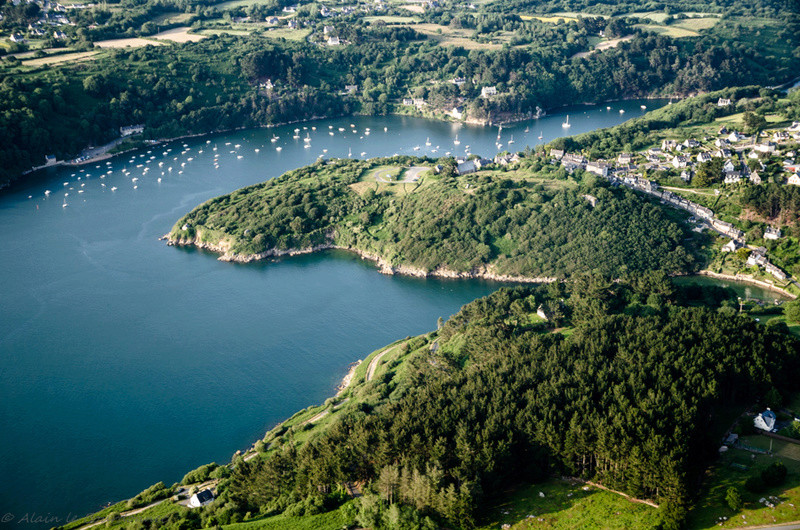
[164,235,558,284]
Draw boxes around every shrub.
[745,475,765,493]
[182,463,218,485]
[725,487,744,511]
[762,462,788,487]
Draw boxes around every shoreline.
[695,270,797,299]
[164,235,559,284]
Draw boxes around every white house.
[721,239,738,252]
[788,173,800,186]
[764,226,782,240]
[754,410,777,432]
[327,36,340,45]
[749,171,762,185]
[450,106,463,119]
[586,161,610,177]
[480,86,497,97]
[672,155,689,169]
[188,489,215,508]
[618,153,633,165]
[728,132,745,143]
[697,152,712,163]
[723,159,736,173]
[450,77,466,86]
[717,98,732,107]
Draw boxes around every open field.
[212,0,273,9]
[364,15,420,23]
[95,37,165,48]
[398,3,424,13]
[401,23,509,49]
[21,50,101,66]
[595,34,635,51]
[152,26,206,43]
[477,479,660,530]
[635,24,700,38]
[673,17,721,31]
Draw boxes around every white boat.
[508,135,515,144]
[562,115,571,128]
[538,131,543,140]
[294,128,300,132]
[255,148,260,153]
[384,127,388,132]
[425,137,431,146]
[276,147,282,152]
[339,128,345,132]
[640,105,647,110]
[304,133,311,143]
[111,187,117,191]
[619,109,625,114]
[271,136,278,143]
[234,144,241,148]
[303,144,310,149]
[453,135,461,145]
[157,178,162,183]
[293,134,300,139]
[44,190,51,196]
[329,132,334,136]
[606,106,611,110]
[348,148,352,157]
[413,146,420,151]
[237,155,243,158]
[360,151,367,156]
[524,126,529,133]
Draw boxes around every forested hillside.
[168,156,701,278]
[61,277,799,529]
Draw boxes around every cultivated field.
[152,26,206,43]
[95,37,165,48]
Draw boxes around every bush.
[745,475,765,493]
[182,463,218,485]
[762,462,788,487]
[725,487,744,511]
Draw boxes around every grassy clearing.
[150,12,195,25]
[22,50,100,66]
[634,24,699,38]
[402,23,513,49]
[398,3,424,13]
[212,0,272,9]
[224,502,354,529]
[688,439,800,529]
[672,17,720,31]
[477,479,660,530]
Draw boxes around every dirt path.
[366,342,407,381]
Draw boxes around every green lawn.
[224,503,353,529]
[688,441,800,529]
[477,479,661,530]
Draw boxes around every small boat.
[293,134,300,139]
[294,128,300,133]
[562,115,571,128]
[329,132,334,136]
[640,105,647,110]
[111,187,117,191]
[45,190,51,196]
[276,147,282,152]
[524,126,529,133]
[606,106,611,110]
[312,126,316,131]
[234,144,241,148]
[425,137,431,146]
[384,127,388,132]
[508,135,515,144]
[360,151,367,157]
[348,148,352,157]
[453,135,461,145]
[339,127,345,132]
[304,133,311,143]
[157,178,162,183]
[271,136,278,143]
[538,131,543,140]
[255,148,260,153]
[364,130,370,136]
[303,144,310,149]
[237,155,243,159]
[413,146,420,151]
[619,109,625,114]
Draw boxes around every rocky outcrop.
[164,234,557,284]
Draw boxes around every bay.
[1,100,669,524]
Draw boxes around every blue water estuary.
[3,99,760,524]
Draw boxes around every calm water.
[1,100,669,525]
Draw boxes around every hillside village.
[528,110,800,287]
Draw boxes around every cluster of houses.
[546,117,800,283]
[3,0,73,43]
